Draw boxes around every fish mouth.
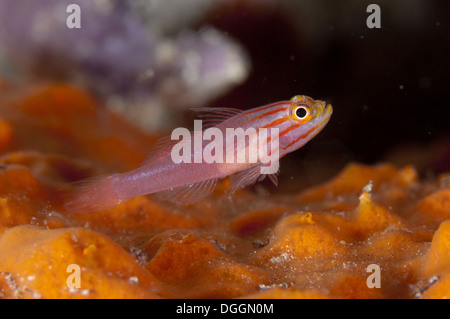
[321,104,333,124]
[308,103,333,139]
[324,104,333,117]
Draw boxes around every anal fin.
[156,177,218,205]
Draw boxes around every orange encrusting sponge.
[0,83,449,298]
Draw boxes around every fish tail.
[64,174,121,213]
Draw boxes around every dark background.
[198,0,450,189]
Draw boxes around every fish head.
[278,95,333,154]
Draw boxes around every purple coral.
[0,0,250,130]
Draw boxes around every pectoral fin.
[227,165,279,194]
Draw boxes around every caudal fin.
[64,175,120,213]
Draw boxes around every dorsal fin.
[155,177,218,205]
[191,107,243,129]
[139,130,204,167]
[139,135,184,166]
[140,107,241,166]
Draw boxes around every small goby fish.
[65,95,332,212]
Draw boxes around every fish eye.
[295,106,308,119]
